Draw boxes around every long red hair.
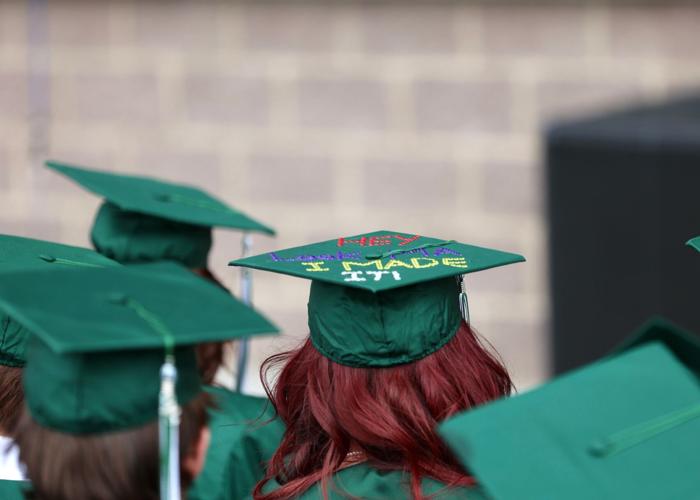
[254,322,513,499]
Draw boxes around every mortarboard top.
[0,234,119,271]
[46,160,275,266]
[614,316,700,378]
[230,231,524,367]
[686,236,700,252]
[0,262,278,434]
[229,230,524,292]
[438,317,700,500]
[46,161,275,235]
[0,234,120,367]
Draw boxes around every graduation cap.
[0,262,277,431]
[438,317,700,500]
[45,160,275,267]
[230,231,524,367]
[0,234,120,367]
[0,262,278,499]
[686,236,700,252]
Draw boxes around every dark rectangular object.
[547,94,700,374]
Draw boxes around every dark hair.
[254,323,513,500]
[196,341,226,385]
[192,268,230,385]
[14,392,211,500]
[0,365,24,434]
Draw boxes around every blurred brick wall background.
[1,1,699,392]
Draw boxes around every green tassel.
[365,240,456,260]
[110,296,181,500]
[589,402,700,458]
[38,254,105,267]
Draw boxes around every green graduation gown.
[188,387,285,500]
[258,463,491,500]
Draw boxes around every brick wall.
[1,1,699,392]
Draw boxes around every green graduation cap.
[439,317,700,500]
[686,236,700,252]
[230,231,525,367]
[45,160,275,267]
[0,234,120,367]
[0,262,277,433]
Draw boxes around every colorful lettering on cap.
[232,230,525,293]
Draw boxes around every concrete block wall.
[1,1,699,392]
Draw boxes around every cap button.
[588,439,613,458]
[153,193,172,203]
[107,292,129,306]
[39,254,56,263]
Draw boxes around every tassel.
[110,295,181,500]
[365,240,456,260]
[589,402,700,458]
[236,233,254,392]
[458,275,470,324]
[159,355,181,500]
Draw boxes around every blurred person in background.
[231,231,524,499]
[24,163,283,500]
[46,161,276,385]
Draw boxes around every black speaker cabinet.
[547,94,700,374]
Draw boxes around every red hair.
[254,322,513,499]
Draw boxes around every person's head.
[0,365,23,435]
[230,231,525,500]
[0,316,30,436]
[256,322,512,499]
[14,392,211,500]
[13,330,212,500]
[0,262,277,499]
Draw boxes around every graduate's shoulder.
[262,464,489,500]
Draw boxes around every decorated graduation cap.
[45,160,275,267]
[686,236,700,252]
[0,234,119,367]
[439,317,700,500]
[231,230,525,367]
[0,262,277,500]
